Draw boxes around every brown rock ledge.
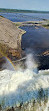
[0,16,25,61]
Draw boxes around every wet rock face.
[0,16,25,61]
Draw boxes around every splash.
[0,54,49,111]
[25,53,38,73]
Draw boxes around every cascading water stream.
[0,54,49,111]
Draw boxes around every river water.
[20,25,49,70]
[0,54,49,111]
[0,13,49,111]
[20,25,49,52]
[0,12,49,22]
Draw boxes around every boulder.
[0,16,25,61]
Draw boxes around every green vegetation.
[0,15,5,18]
[43,24,49,28]
[14,22,22,27]
[0,8,49,13]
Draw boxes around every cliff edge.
[0,16,25,61]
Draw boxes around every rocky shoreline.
[0,16,26,69]
[0,16,49,111]
[0,16,49,70]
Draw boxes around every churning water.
[0,12,49,111]
[0,54,49,111]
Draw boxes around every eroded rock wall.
[0,16,25,61]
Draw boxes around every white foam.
[0,54,49,110]
[0,68,49,107]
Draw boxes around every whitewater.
[0,54,49,111]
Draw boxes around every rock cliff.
[0,16,25,61]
